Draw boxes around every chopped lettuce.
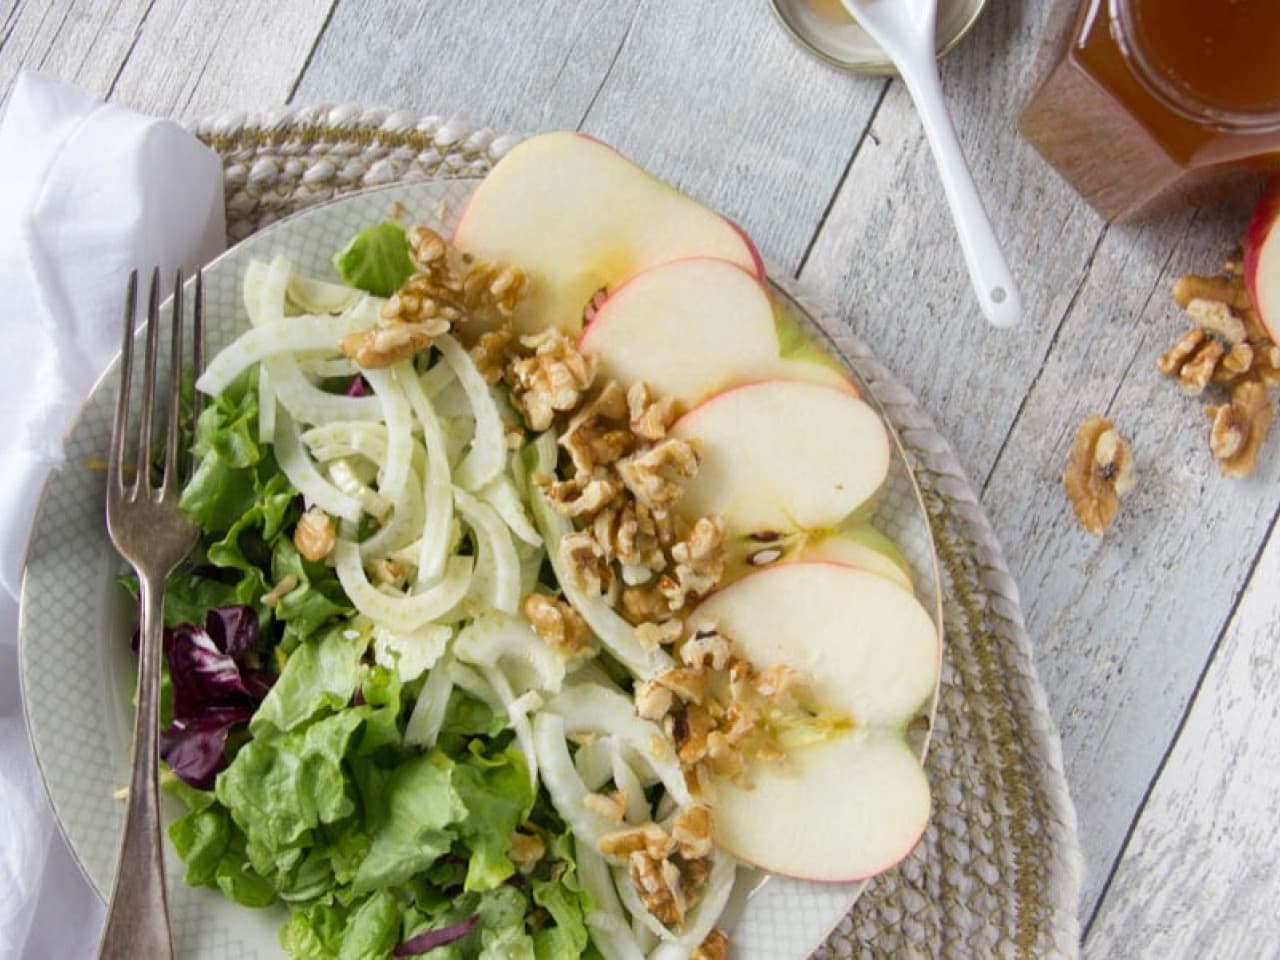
[333,220,416,297]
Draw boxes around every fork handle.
[98,573,175,960]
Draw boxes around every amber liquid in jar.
[1019,0,1280,221]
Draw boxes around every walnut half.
[1206,380,1274,478]
[1063,414,1135,535]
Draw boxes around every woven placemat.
[192,104,1084,959]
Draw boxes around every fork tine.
[135,269,163,490]
[190,270,205,477]
[109,271,139,495]
[161,269,185,497]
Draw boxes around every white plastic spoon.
[840,0,1021,328]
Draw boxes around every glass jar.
[1019,0,1280,222]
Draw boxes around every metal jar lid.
[769,0,989,75]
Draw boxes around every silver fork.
[99,268,203,960]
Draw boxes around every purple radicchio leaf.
[157,605,273,790]
[159,705,255,790]
[346,375,369,397]
[167,624,257,720]
[202,604,259,659]
[393,917,479,956]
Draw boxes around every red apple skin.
[1244,178,1280,342]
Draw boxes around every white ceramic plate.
[18,180,942,959]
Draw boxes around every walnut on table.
[1206,380,1274,478]
[1157,267,1280,477]
[1063,414,1135,535]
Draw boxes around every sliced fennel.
[404,652,455,748]
[454,488,522,615]
[435,334,506,490]
[477,475,541,547]
[452,611,565,694]
[396,362,456,583]
[333,540,472,632]
[272,411,363,522]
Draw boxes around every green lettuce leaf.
[333,221,416,297]
[351,752,463,894]
[453,744,533,892]
[250,625,367,735]
[217,708,366,876]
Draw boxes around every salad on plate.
[137,132,941,959]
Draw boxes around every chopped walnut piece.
[462,259,527,318]
[583,790,628,824]
[680,627,732,671]
[617,438,699,509]
[671,804,713,860]
[1173,273,1254,313]
[635,678,677,721]
[469,324,513,384]
[559,530,613,596]
[507,329,596,430]
[628,381,679,441]
[508,830,546,874]
[1254,341,1280,389]
[692,929,730,960]
[599,822,673,860]
[293,507,336,561]
[1206,380,1274,478]
[545,470,624,519]
[407,225,448,270]
[593,502,667,574]
[622,584,676,626]
[561,381,634,474]
[1157,327,1226,396]
[655,667,707,705]
[670,703,716,765]
[340,320,448,369]
[628,851,687,927]
[1063,414,1135,535]
[636,619,683,650]
[662,517,727,610]
[523,593,595,660]
[1186,297,1248,345]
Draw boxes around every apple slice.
[453,132,763,335]
[580,260,859,405]
[578,258,781,404]
[692,562,939,881]
[799,526,913,592]
[1244,178,1280,341]
[671,380,890,535]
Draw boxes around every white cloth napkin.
[0,70,226,958]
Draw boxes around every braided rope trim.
[195,106,1084,958]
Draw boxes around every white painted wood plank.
[0,0,332,122]
[980,195,1277,920]
[1083,518,1280,958]
[106,0,334,123]
[292,0,636,133]
[798,0,1109,481]
[578,1,885,273]
[0,0,150,102]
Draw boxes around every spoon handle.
[896,56,1022,328]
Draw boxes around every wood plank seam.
[286,0,341,103]
[794,78,892,279]
[576,0,642,130]
[104,0,158,101]
[977,226,1110,498]
[1081,499,1280,940]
